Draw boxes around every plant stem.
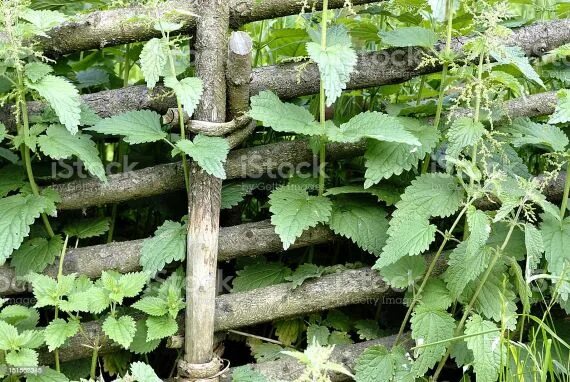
[394,201,473,344]
[318,0,329,196]
[422,0,454,174]
[53,235,69,371]
[90,335,100,380]
[560,160,570,219]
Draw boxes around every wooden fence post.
[179,1,229,380]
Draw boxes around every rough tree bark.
[182,2,228,379]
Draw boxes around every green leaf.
[102,315,136,349]
[0,165,26,197]
[27,273,59,308]
[0,194,54,265]
[524,223,544,278]
[27,75,81,134]
[541,214,570,274]
[20,9,66,33]
[175,135,229,179]
[329,198,389,255]
[445,243,493,299]
[307,25,357,106]
[164,76,204,117]
[464,315,503,382]
[63,217,110,239]
[465,207,492,257]
[377,255,426,289]
[0,123,7,144]
[140,38,169,88]
[132,297,169,317]
[364,120,439,187]
[446,117,486,158]
[129,320,161,354]
[326,112,421,145]
[44,318,80,352]
[419,279,453,310]
[354,320,383,340]
[232,262,292,292]
[130,362,161,382]
[6,348,38,367]
[306,324,330,345]
[354,345,413,382]
[146,315,178,341]
[10,236,63,276]
[324,185,402,206]
[504,118,568,152]
[274,319,304,346]
[379,27,438,48]
[269,186,333,249]
[491,46,544,87]
[231,366,267,382]
[119,272,149,298]
[221,181,258,209]
[285,263,324,289]
[0,321,20,350]
[26,367,69,382]
[549,89,570,125]
[329,331,353,345]
[87,110,166,144]
[140,220,187,277]
[37,125,107,182]
[410,306,456,376]
[249,91,320,136]
[0,306,39,331]
[24,62,53,83]
[324,310,351,332]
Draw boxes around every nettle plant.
[243,1,570,381]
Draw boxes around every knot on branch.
[177,356,225,380]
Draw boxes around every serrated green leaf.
[87,110,166,144]
[249,91,320,136]
[355,345,413,382]
[63,217,110,239]
[446,117,486,158]
[0,321,20,350]
[221,181,258,209]
[119,272,149,298]
[44,318,80,352]
[132,297,168,316]
[0,165,26,197]
[329,198,389,255]
[164,76,203,117]
[27,75,81,134]
[420,279,453,310]
[274,319,304,346]
[505,118,568,152]
[103,315,136,349]
[37,125,107,182]
[140,38,169,89]
[549,89,570,125]
[231,366,267,382]
[326,112,421,146]
[10,236,63,276]
[307,324,330,345]
[541,214,570,275]
[140,220,187,277]
[410,306,456,376]
[129,320,161,354]
[26,367,69,382]
[491,46,544,87]
[377,255,426,289]
[329,331,353,345]
[445,243,493,299]
[24,62,53,83]
[249,341,284,363]
[6,348,38,367]
[324,310,351,332]
[269,186,332,249]
[0,305,39,331]
[354,320,383,341]
[232,262,292,292]
[20,9,66,33]
[307,25,357,106]
[146,315,178,341]
[83,287,111,314]
[0,194,54,265]
[464,315,504,382]
[324,185,402,206]
[285,263,324,289]
[130,362,161,382]
[379,26,438,47]
[175,135,229,179]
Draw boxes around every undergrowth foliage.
[0,0,569,381]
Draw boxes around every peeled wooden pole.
[181,1,229,379]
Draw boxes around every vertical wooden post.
[180,1,229,380]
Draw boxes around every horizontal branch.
[163,111,252,136]
[0,220,334,296]
[13,0,377,56]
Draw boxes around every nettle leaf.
[464,315,503,382]
[549,89,570,125]
[464,207,492,257]
[221,181,258,209]
[328,198,389,255]
[269,186,333,249]
[129,320,161,355]
[379,26,438,48]
[38,125,107,182]
[140,38,169,88]
[524,223,544,278]
[491,46,544,87]
[324,185,402,206]
[364,119,439,188]
[175,135,229,179]
[326,112,421,145]
[130,362,161,382]
[24,62,53,83]
[146,315,178,341]
[44,318,80,352]
[231,366,267,382]
[164,76,204,117]
[410,306,456,376]
[10,236,63,276]
[0,123,6,143]
[504,118,569,152]
[20,9,66,33]
[249,91,321,136]
[419,278,453,310]
[26,367,69,382]
[445,243,493,299]
[307,25,357,106]
[446,117,486,158]
[0,194,54,265]
[0,165,26,197]
[132,297,168,317]
[87,110,166,145]
[102,315,136,349]
[232,262,292,292]
[63,217,110,239]
[6,348,38,368]
[378,255,426,289]
[274,319,304,346]
[354,320,383,340]
[307,324,330,345]
[27,75,82,134]
[141,220,187,277]
[354,345,414,382]
[540,214,570,273]
[285,263,324,289]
